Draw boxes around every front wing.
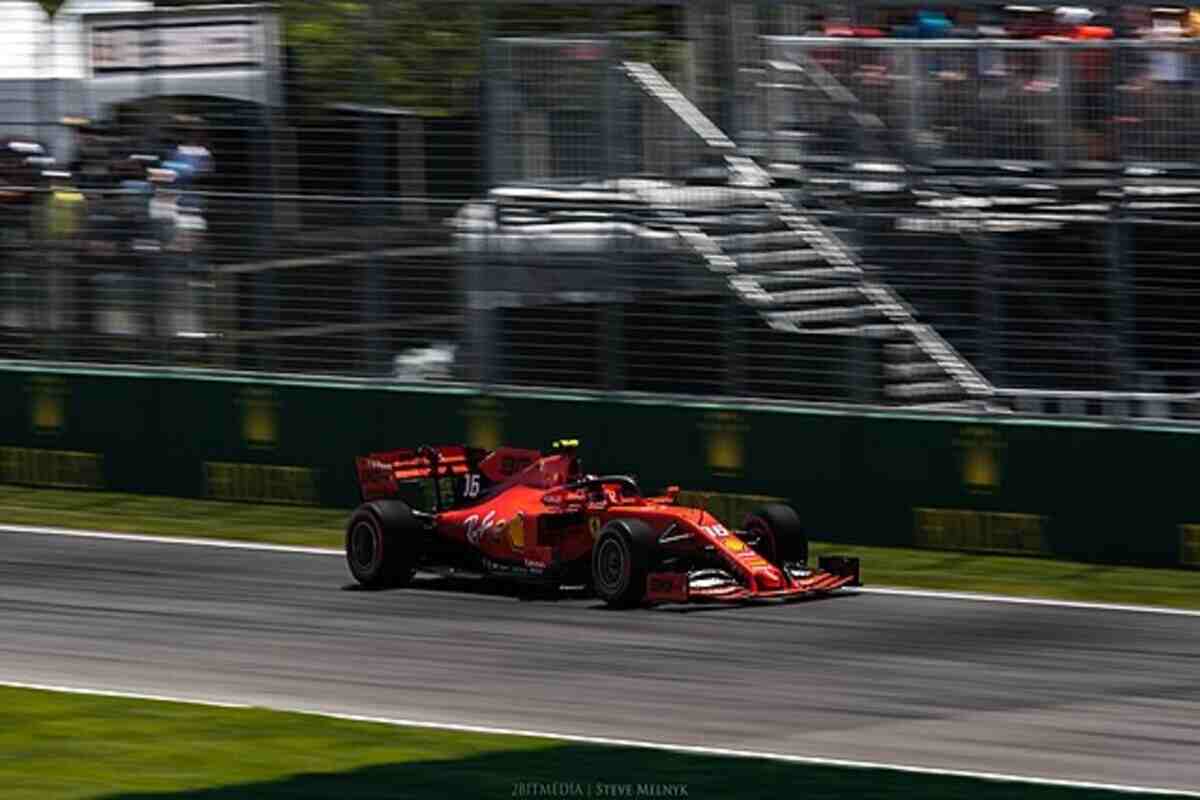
[645,556,860,604]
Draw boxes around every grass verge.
[1,484,1198,610]
[0,485,344,548]
[0,685,1188,800]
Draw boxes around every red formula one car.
[345,440,860,607]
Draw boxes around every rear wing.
[355,444,544,506]
[356,446,471,502]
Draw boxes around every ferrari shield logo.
[588,516,601,540]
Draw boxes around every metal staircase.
[623,61,992,405]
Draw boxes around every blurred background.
[4,0,1200,421]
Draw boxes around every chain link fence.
[3,3,1200,422]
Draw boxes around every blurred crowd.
[809,4,1200,41]
[0,115,216,346]
[795,5,1200,164]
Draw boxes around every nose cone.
[753,564,786,591]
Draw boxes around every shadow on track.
[96,741,1145,800]
[342,572,859,613]
[341,574,594,603]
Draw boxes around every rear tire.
[591,519,657,608]
[744,504,808,568]
[345,500,421,588]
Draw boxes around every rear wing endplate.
[356,445,471,501]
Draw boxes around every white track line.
[854,586,1200,618]
[3,523,1198,617]
[0,523,339,556]
[1,678,1195,797]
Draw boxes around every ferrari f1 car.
[345,440,860,607]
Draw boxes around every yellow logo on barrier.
[463,396,504,451]
[955,426,1005,494]
[204,462,317,506]
[913,507,1047,555]
[28,376,67,436]
[675,490,785,530]
[240,388,278,450]
[700,411,747,478]
[0,446,103,489]
[1181,525,1200,567]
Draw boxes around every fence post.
[357,0,388,378]
[978,217,1000,384]
[602,28,626,394]
[472,14,499,392]
[1109,200,1132,394]
[252,104,277,372]
[1109,41,1132,397]
[908,45,923,166]
[480,3,495,191]
[1054,45,1069,174]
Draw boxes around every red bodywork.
[356,443,859,604]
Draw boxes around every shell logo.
[507,515,525,549]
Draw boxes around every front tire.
[744,504,808,569]
[591,519,657,608]
[345,500,421,588]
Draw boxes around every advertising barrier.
[0,366,1196,568]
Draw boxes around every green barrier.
[674,491,787,532]
[1,366,1197,568]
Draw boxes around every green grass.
[0,685,1187,800]
[1,484,1198,609]
[809,540,1200,610]
[0,485,345,548]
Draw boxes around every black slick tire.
[744,503,808,568]
[345,500,420,588]
[591,519,657,609]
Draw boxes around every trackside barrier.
[0,366,1197,568]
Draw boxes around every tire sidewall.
[592,529,634,603]
[591,520,655,608]
[744,514,778,563]
[346,508,388,586]
[345,501,418,588]
[745,504,808,567]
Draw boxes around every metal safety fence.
[755,37,1200,171]
[3,4,1200,423]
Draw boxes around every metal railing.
[756,37,1200,172]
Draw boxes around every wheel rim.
[594,537,629,597]
[350,521,378,570]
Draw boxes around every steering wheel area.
[567,474,642,502]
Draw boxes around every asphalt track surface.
[3,533,1199,793]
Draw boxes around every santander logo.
[464,511,504,545]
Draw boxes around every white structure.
[0,1,53,149]
[0,0,281,163]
